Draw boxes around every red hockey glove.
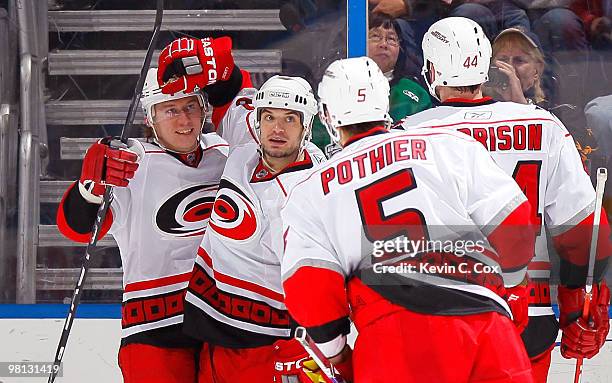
[558,282,610,359]
[79,137,140,204]
[272,339,352,383]
[505,283,529,333]
[157,36,235,95]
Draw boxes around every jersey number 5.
[355,169,429,243]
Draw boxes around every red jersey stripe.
[124,271,192,293]
[203,143,230,152]
[197,247,285,303]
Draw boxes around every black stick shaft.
[121,0,164,143]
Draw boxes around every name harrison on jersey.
[321,138,427,195]
[457,123,543,152]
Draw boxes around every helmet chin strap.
[149,118,204,154]
[319,104,340,144]
[297,121,311,154]
[259,148,304,174]
[383,69,394,82]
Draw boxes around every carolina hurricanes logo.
[256,169,269,179]
[235,97,254,110]
[208,179,259,241]
[155,184,217,237]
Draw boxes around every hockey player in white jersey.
[156,37,336,382]
[398,17,612,383]
[281,56,538,383]
[57,67,228,383]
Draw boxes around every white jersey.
[399,99,596,316]
[281,128,534,328]
[216,88,261,148]
[183,139,324,348]
[109,133,228,339]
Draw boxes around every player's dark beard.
[261,145,299,159]
[261,140,301,171]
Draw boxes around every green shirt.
[388,77,432,123]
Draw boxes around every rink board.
[0,305,611,383]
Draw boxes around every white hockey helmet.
[317,56,391,143]
[253,75,318,149]
[140,67,207,151]
[421,17,492,100]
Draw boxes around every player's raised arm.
[156,36,254,133]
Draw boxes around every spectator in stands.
[515,1,591,53]
[448,1,531,38]
[370,0,531,40]
[368,12,431,122]
[279,0,318,32]
[488,26,604,180]
[579,0,612,172]
[519,2,611,162]
[370,0,412,17]
[485,27,547,106]
[400,1,598,56]
[486,27,600,167]
[585,96,612,156]
[369,1,423,78]
[585,94,612,216]
[570,0,612,49]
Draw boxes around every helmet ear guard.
[318,102,340,144]
[422,60,435,93]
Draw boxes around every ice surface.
[0,319,610,382]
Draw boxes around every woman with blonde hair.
[487,27,548,105]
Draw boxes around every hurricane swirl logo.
[235,96,254,110]
[155,184,217,237]
[208,179,259,241]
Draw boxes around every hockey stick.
[573,167,608,383]
[295,327,348,383]
[47,2,164,382]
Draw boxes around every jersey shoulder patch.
[201,133,230,156]
[233,87,257,108]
